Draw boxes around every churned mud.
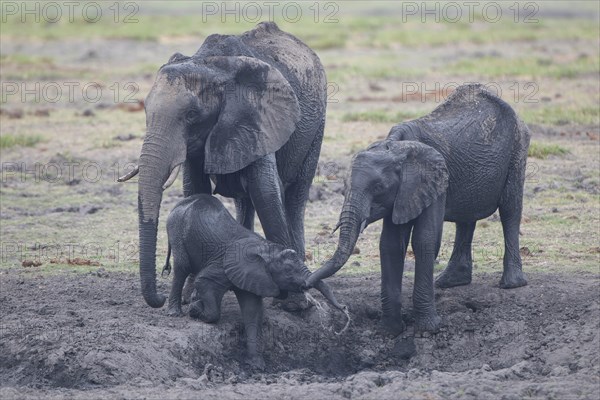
[1,270,598,399]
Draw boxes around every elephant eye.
[185,109,200,122]
[374,182,386,192]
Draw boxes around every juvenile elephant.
[118,22,327,310]
[166,194,345,368]
[307,84,530,335]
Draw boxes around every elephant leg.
[235,197,255,231]
[188,278,227,323]
[284,181,308,260]
[182,157,212,197]
[273,133,323,313]
[246,154,291,247]
[435,221,476,288]
[380,216,412,337]
[411,200,444,333]
[279,174,313,311]
[234,289,265,370]
[167,255,189,317]
[498,183,527,289]
[284,128,324,261]
[246,155,309,311]
[179,159,211,304]
[181,272,197,305]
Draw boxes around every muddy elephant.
[165,194,345,368]
[119,22,327,309]
[307,84,530,335]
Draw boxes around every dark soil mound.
[1,270,598,399]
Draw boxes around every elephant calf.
[165,194,344,368]
[307,84,530,336]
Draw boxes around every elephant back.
[195,34,256,59]
[241,22,328,183]
[392,84,525,221]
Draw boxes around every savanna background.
[1,1,599,399]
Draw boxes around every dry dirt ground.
[1,270,599,400]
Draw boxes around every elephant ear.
[223,237,280,297]
[392,142,449,225]
[203,56,300,174]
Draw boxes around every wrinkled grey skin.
[166,194,344,369]
[307,84,530,336]
[133,22,326,310]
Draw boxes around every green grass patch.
[326,63,425,83]
[321,50,427,82]
[528,142,569,159]
[447,54,599,79]
[0,53,92,80]
[359,16,599,48]
[0,54,54,65]
[521,105,600,126]
[3,2,597,49]
[342,110,420,123]
[0,14,216,41]
[0,134,44,149]
[299,31,348,50]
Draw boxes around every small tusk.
[359,220,367,233]
[331,221,342,236]
[117,165,139,182]
[162,164,181,190]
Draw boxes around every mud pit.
[1,270,598,399]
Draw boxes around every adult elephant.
[306,84,530,334]
[120,22,327,309]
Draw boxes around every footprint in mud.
[392,337,417,360]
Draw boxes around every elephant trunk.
[313,279,345,311]
[306,193,369,286]
[137,130,185,308]
[300,267,344,311]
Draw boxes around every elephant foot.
[273,292,312,312]
[181,276,196,305]
[435,263,472,288]
[499,269,527,289]
[166,304,184,317]
[381,316,406,337]
[245,354,265,371]
[414,312,442,334]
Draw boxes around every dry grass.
[0,2,598,281]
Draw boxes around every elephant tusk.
[359,220,367,234]
[162,164,181,190]
[117,165,139,182]
[331,221,342,236]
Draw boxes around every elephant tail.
[161,243,172,278]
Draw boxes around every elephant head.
[220,238,344,308]
[127,53,301,308]
[306,140,449,286]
